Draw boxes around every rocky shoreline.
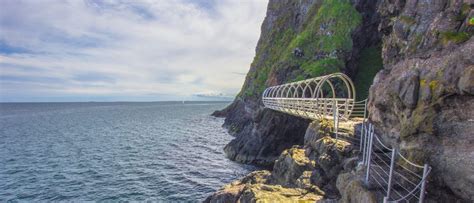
[205,119,376,202]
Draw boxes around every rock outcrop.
[206,120,369,202]
[336,171,377,203]
[204,168,325,203]
[369,0,473,201]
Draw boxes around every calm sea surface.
[0,102,255,201]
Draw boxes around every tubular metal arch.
[262,73,356,120]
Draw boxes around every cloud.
[0,0,268,102]
[193,91,234,100]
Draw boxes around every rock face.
[336,171,377,203]
[223,109,310,166]
[215,0,382,167]
[369,0,473,201]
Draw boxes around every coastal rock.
[206,118,363,201]
[223,109,309,166]
[306,136,354,197]
[204,171,324,203]
[336,172,377,203]
[239,184,324,203]
[304,119,333,147]
[369,0,474,201]
[270,147,315,187]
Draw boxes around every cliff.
[213,0,382,167]
[370,0,473,201]
[210,0,473,202]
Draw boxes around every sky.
[0,0,268,102]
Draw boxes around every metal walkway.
[262,73,362,120]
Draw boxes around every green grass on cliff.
[289,0,362,54]
[241,0,362,97]
[290,0,362,79]
[439,31,471,45]
[244,28,297,97]
[301,58,343,76]
[354,45,383,100]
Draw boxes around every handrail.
[360,122,431,203]
[391,167,431,202]
[372,132,393,151]
[398,152,425,169]
[262,73,356,120]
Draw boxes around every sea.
[0,101,256,201]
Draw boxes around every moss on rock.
[439,31,471,45]
[239,0,362,98]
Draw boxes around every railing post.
[334,105,339,140]
[419,164,429,203]
[324,99,327,117]
[364,123,372,166]
[345,99,349,117]
[363,99,367,121]
[359,121,365,154]
[365,124,374,185]
[386,148,397,199]
[360,100,369,166]
[383,196,389,203]
[360,103,366,153]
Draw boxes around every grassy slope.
[240,0,364,98]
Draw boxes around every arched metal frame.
[262,73,356,120]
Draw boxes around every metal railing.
[350,99,368,119]
[262,73,356,120]
[360,122,431,203]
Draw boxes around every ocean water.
[0,102,256,201]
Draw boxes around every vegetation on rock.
[439,31,471,45]
[241,0,362,97]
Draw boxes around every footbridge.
[262,73,368,120]
[262,73,430,203]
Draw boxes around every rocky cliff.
[370,0,473,201]
[211,0,473,202]
[213,0,382,167]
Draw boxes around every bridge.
[262,73,367,120]
[262,73,430,203]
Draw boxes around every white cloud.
[0,0,268,101]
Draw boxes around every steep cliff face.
[369,0,473,201]
[215,0,382,167]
